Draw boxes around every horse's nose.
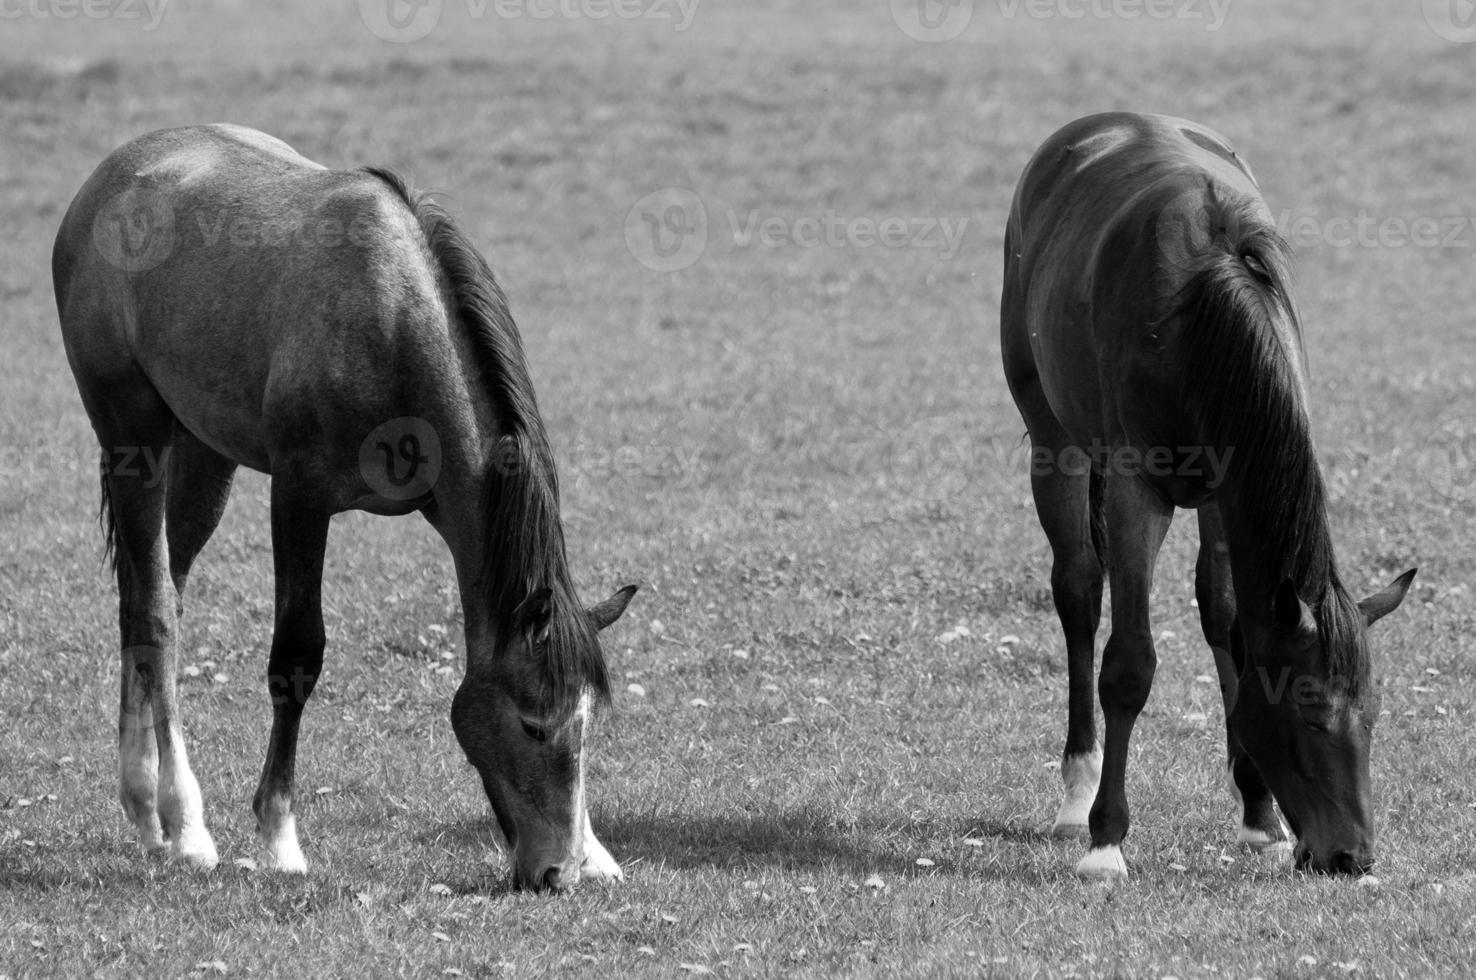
[538,863,579,892]
[1332,851,1375,876]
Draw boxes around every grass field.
[3,1,1476,976]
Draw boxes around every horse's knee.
[1099,632,1155,714]
[266,605,326,706]
[1052,555,1103,626]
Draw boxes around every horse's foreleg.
[107,440,218,870]
[252,483,330,873]
[1027,450,1105,837]
[1078,474,1172,879]
[1195,505,1289,857]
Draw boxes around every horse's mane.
[1163,188,1366,689]
[362,167,609,709]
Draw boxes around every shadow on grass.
[412,807,1075,893]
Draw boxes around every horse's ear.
[1359,568,1417,626]
[588,584,638,632]
[1273,579,1312,633]
[514,587,554,643]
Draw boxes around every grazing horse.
[1001,112,1414,878]
[53,125,637,891]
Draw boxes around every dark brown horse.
[53,125,636,890]
[1001,112,1414,878]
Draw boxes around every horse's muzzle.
[1294,844,1375,876]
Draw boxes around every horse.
[1000,112,1415,879]
[52,125,638,891]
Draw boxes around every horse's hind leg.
[97,397,218,869]
[1025,428,1105,836]
[251,476,330,872]
[166,423,237,614]
[1195,505,1288,855]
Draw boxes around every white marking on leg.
[257,793,307,873]
[1075,844,1128,879]
[1070,126,1135,171]
[1052,745,1102,836]
[119,699,166,854]
[156,726,217,870]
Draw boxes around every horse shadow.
[419,808,1061,888]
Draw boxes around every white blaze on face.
[571,691,590,867]
[1071,126,1136,172]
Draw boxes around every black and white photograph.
[1,1,1470,975]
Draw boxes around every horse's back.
[54,126,450,481]
[1002,112,1267,442]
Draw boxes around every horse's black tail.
[1088,468,1107,571]
[98,450,118,572]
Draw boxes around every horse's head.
[1232,570,1414,875]
[451,583,636,891]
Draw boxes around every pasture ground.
[2,2,1475,976]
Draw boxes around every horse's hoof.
[1238,827,1292,859]
[1075,845,1129,879]
[171,831,219,871]
[258,843,308,874]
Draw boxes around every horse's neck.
[1216,426,1339,611]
